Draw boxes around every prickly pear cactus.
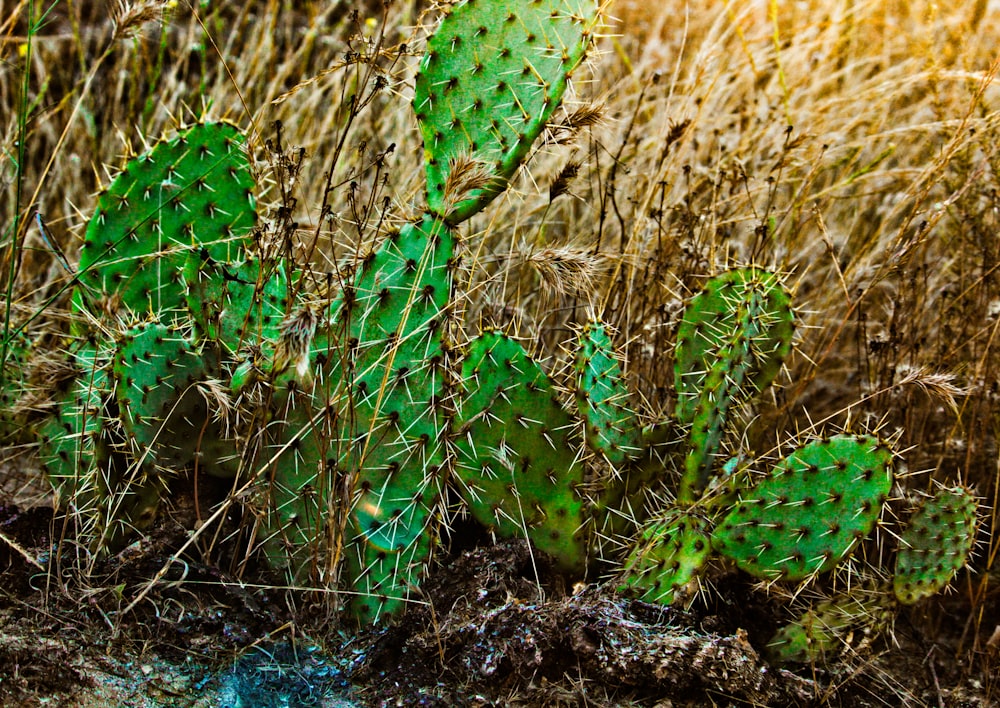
[75,122,256,321]
[766,586,894,664]
[711,435,893,581]
[334,214,456,622]
[182,251,289,355]
[893,485,977,605]
[258,388,335,585]
[574,321,641,468]
[618,509,712,606]
[0,330,33,440]
[36,344,111,507]
[112,319,237,478]
[415,0,599,223]
[37,342,165,548]
[674,268,795,503]
[454,330,589,574]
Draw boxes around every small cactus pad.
[618,510,712,606]
[76,122,256,320]
[711,435,893,581]
[454,331,589,574]
[766,587,894,664]
[0,330,33,440]
[414,0,599,223]
[37,345,111,506]
[112,319,233,476]
[37,343,164,548]
[674,269,794,423]
[893,485,978,605]
[674,268,794,502]
[574,321,641,467]
[258,389,334,582]
[183,251,289,354]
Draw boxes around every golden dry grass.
[3,0,1000,689]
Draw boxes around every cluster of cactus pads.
[15,0,977,651]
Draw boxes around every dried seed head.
[546,103,606,144]
[112,0,169,41]
[549,160,581,202]
[891,365,966,416]
[522,246,605,296]
[441,155,496,212]
[197,378,235,433]
[272,302,320,382]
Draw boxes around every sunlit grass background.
[3,0,1000,691]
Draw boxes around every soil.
[0,464,997,707]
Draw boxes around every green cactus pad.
[711,435,893,581]
[0,330,33,441]
[38,343,164,547]
[674,268,794,503]
[766,587,894,664]
[258,390,334,582]
[574,321,641,467]
[454,331,588,575]
[331,214,455,622]
[183,251,289,354]
[414,0,599,223]
[618,510,712,606]
[37,345,111,507]
[112,319,235,477]
[674,269,794,423]
[76,122,256,321]
[893,485,977,605]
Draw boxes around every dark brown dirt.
[1,491,997,707]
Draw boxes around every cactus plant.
[674,268,795,503]
[74,122,256,323]
[574,321,642,468]
[37,343,112,511]
[454,330,589,574]
[37,0,605,624]
[253,0,602,620]
[766,586,895,664]
[617,509,712,606]
[766,485,979,663]
[619,434,895,603]
[894,485,978,605]
[30,0,978,645]
[37,122,258,550]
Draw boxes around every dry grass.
[3,0,1000,696]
